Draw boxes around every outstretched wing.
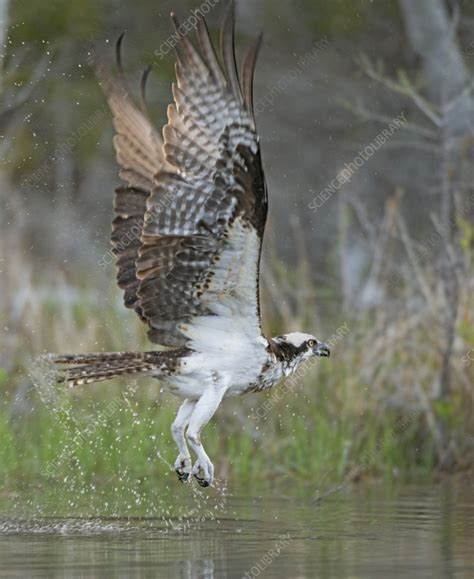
[99,3,267,347]
[136,5,267,347]
[95,36,174,318]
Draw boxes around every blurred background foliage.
[0,0,473,497]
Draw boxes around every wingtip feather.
[116,31,126,76]
[220,0,242,102]
[241,32,263,118]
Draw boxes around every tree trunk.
[398,0,473,460]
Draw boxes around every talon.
[176,469,190,483]
[191,460,213,487]
[195,476,210,487]
[174,455,192,483]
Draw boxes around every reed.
[1,218,472,493]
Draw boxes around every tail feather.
[50,350,183,386]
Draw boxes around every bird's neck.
[266,337,304,376]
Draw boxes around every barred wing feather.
[95,43,173,317]
[100,3,267,347]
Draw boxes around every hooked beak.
[314,341,330,357]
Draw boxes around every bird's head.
[271,332,330,367]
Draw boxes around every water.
[0,482,473,578]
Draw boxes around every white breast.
[156,322,269,399]
[155,219,267,399]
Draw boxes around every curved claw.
[176,469,190,483]
[174,455,192,483]
[194,474,210,487]
[192,460,214,487]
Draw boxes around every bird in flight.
[53,2,330,487]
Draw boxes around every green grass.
[1,251,473,502]
[0,365,444,499]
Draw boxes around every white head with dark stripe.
[271,332,330,372]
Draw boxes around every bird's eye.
[308,339,315,348]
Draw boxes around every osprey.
[53,4,330,487]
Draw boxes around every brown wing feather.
[111,186,148,315]
[135,5,267,347]
[95,36,167,190]
[94,37,173,318]
[241,33,263,119]
[96,6,265,347]
[220,1,243,103]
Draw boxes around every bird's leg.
[171,399,196,482]
[186,385,227,487]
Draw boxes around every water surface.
[0,482,473,578]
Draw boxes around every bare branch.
[395,210,436,306]
[339,97,437,139]
[357,54,443,127]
